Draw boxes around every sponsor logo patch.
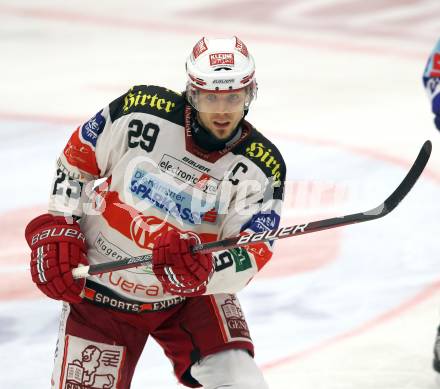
[245,142,282,184]
[83,281,185,312]
[60,335,124,389]
[129,214,169,250]
[80,110,106,147]
[123,89,177,114]
[230,247,252,272]
[246,242,272,270]
[100,191,217,250]
[214,294,251,341]
[94,233,153,275]
[245,210,280,234]
[63,129,100,176]
[182,156,210,173]
[130,168,208,225]
[159,154,219,195]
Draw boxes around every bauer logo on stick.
[236,224,309,245]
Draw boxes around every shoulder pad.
[232,124,286,199]
[109,85,185,125]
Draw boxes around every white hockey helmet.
[185,36,257,113]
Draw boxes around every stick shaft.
[72,140,431,280]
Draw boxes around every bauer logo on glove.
[31,226,86,246]
[25,213,89,304]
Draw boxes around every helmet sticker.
[209,53,235,67]
[192,38,208,59]
[235,37,249,57]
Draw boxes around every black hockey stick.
[72,140,432,280]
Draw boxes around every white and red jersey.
[49,85,286,305]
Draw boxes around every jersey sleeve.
[48,94,130,218]
[423,39,440,128]
[205,135,286,295]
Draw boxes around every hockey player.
[423,38,440,132]
[24,36,286,388]
[423,38,440,376]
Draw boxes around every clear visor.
[186,83,256,113]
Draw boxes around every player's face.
[197,90,246,139]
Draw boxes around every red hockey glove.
[25,213,88,303]
[152,230,213,297]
